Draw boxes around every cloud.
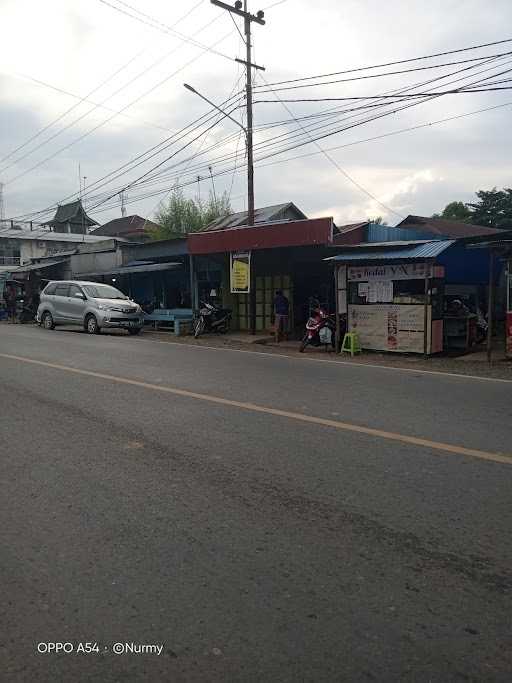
[1,0,511,227]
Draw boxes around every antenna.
[209,166,217,205]
[120,190,127,217]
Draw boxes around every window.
[54,284,70,297]
[82,284,127,300]
[43,283,57,296]
[68,284,84,298]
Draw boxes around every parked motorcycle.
[194,301,232,338]
[299,304,336,352]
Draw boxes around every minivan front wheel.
[85,314,100,335]
[42,311,55,330]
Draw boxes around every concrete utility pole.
[210,0,265,226]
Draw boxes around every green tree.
[151,185,232,240]
[367,216,388,225]
[432,201,472,222]
[467,188,512,229]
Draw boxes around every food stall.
[330,242,453,355]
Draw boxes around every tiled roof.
[45,200,97,227]
[92,215,160,237]
[396,215,501,238]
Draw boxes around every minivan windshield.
[82,284,128,300]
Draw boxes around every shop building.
[189,214,336,335]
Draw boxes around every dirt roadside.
[142,329,512,381]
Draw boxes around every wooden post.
[335,266,341,353]
[487,249,494,363]
[423,272,429,358]
[249,252,256,335]
[189,255,196,312]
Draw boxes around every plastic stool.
[341,332,361,356]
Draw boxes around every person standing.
[273,289,289,343]
[4,283,17,324]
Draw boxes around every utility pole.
[210,0,265,226]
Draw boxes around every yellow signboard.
[230,251,251,293]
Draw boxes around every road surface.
[1,324,511,682]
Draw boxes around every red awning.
[188,217,333,255]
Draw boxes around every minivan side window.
[68,284,84,298]
[44,284,57,295]
[54,284,70,297]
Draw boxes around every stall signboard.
[348,262,432,281]
[230,251,251,293]
[348,304,430,353]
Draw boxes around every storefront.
[188,217,335,335]
[330,241,455,355]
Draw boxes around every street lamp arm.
[183,83,247,134]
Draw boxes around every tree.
[367,216,388,225]
[432,188,512,229]
[151,185,232,240]
[432,201,472,222]
[467,188,512,230]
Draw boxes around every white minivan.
[36,280,144,335]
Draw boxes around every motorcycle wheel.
[194,317,205,339]
[299,335,310,353]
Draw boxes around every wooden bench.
[143,309,193,335]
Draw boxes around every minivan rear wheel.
[85,314,100,334]
[42,311,55,330]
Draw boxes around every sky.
[0,0,511,228]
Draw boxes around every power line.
[98,0,234,61]
[252,51,512,93]
[3,22,237,185]
[0,0,205,168]
[257,72,404,219]
[254,37,512,89]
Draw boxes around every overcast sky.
[1,0,511,227]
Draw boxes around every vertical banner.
[230,251,251,294]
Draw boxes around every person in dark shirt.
[4,284,17,324]
[273,289,289,343]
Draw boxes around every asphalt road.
[1,324,511,682]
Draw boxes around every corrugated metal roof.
[76,262,182,278]
[326,240,455,263]
[0,229,123,243]
[11,259,68,273]
[200,202,307,232]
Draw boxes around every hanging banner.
[230,251,251,293]
[348,262,432,281]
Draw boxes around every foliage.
[367,216,388,225]
[432,201,472,222]
[433,188,512,229]
[151,185,232,240]
[466,188,512,229]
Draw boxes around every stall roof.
[325,240,455,263]
[11,258,68,273]
[75,261,182,278]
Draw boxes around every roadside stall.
[330,242,452,355]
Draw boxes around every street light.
[183,83,247,136]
